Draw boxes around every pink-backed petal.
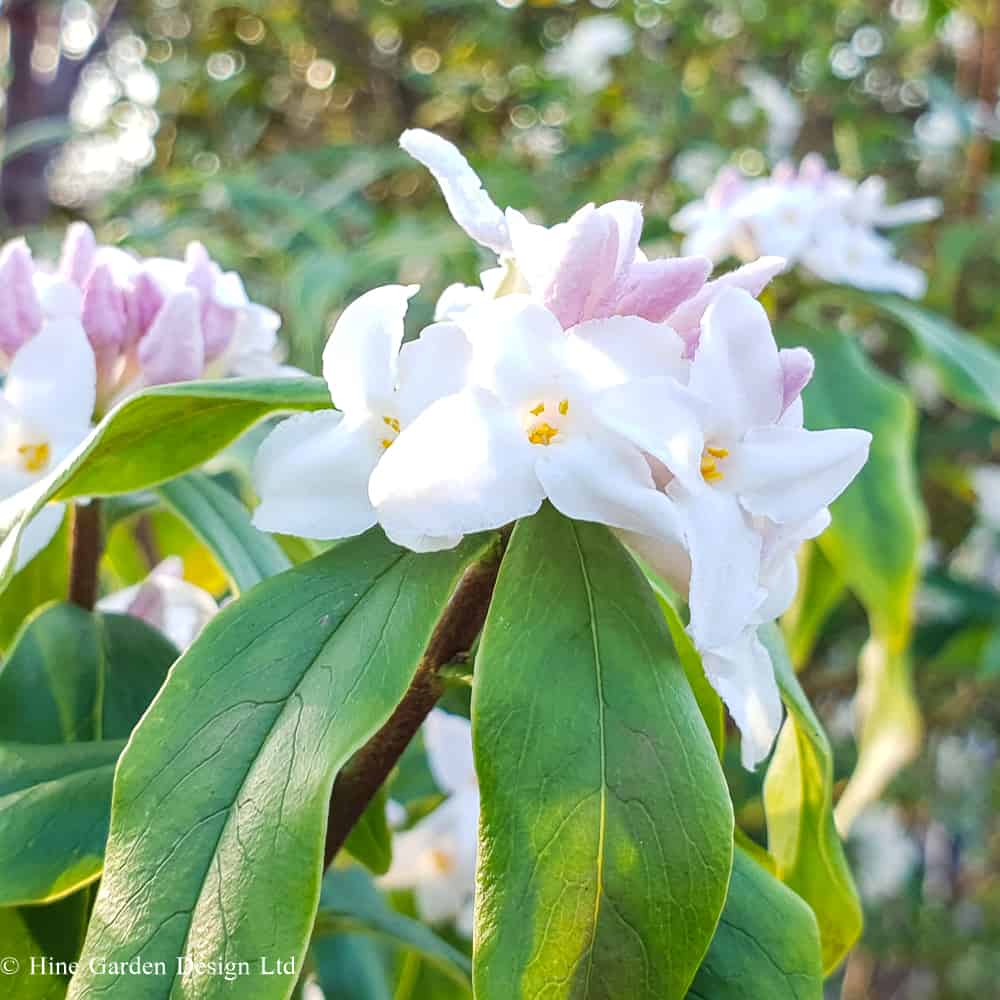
[137,288,205,384]
[126,270,165,343]
[666,256,786,354]
[81,262,129,356]
[0,239,42,355]
[183,241,217,298]
[612,255,712,323]
[596,200,643,276]
[779,346,814,412]
[59,222,98,287]
[201,299,237,361]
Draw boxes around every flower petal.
[689,287,784,434]
[59,222,98,287]
[15,504,66,573]
[252,409,381,540]
[665,256,786,352]
[701,628,783,770]
[137,288,205,385]
[673,483,765,651]
[569,316,688,386]
[778,346,814,412]
[370,388,544,550]
[322,285,417,415]
[424,710,476,795]
[400,129,511,254]
[81,262,130,358]
[396,322,472,424]
[613,255,712,323]
[0,238,42,357]
[597,200,643,275]
[726,425,871,523]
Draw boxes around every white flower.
[380,711,479,936]
[740,68,803,159]
[597,289,870,764]
[542,16,633,94]
[97,556,218,650]
[252,285,472,549]
[0,318,97,570]
[369,295,685,552]
[849,804,919,903]
[673,155,939,298]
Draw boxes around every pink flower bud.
[137,288,205,385]
[59,222,98,287]
[126,270,165,344]
[81,262,129,356]
[0,239,42,357]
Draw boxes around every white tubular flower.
[369,295,685,553]
[380,710,479,936]
[98,557,219,651]
[253,285,472,546]
[0,320,97,570]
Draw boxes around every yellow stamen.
[529,402,545,416]
[700,456,723,481]
[382,415,400,432]
[558,399,569,415]
[528,422,559,446]
[427,848,456,874]
[706,446,729,459]
[17,442,50,473]
[380,438,394,450]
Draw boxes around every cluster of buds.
[252,130,873,769]
[671,155,941,299]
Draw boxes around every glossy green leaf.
[473,505,733,1000]
[761,626,862,973]
[781,543,845,670]
[0,377,330,592]
[0,908,67,999]
[344,784,393,876]
[875,296,1000,420]
[785,322,926,827]
[0,740,125,905]
[686,849,823,1000]
[316,867,471,987]
[70,529,495,1000]
[311,934,392,1000]
[157,472,290,594]
[0,604,178,745]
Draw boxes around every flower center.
[526,399,569,447]
[17,441,51,474]
[380,414,400,450]
[700,445,729,483]
[427,847,456,875]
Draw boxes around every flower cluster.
[253,130,872,767]
[0,225,289,412]
[380,710,478,935]
[671,156,941,299]
[0,226,288,570]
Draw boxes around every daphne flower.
[673,156,939,298]
[400,129,771,338]
[252,285,472,548]
[98,557,219,650]
[380,711,479,935]
[0,319,97,570]
[542,16,633,94]
[369,295,685,552]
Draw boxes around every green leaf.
[473,505,733,1000]
[157,472,290,594]
[0,511,69,653]
[316,867,471,987]
[70,529,495,1000]
[0,908,67,1000]
[0,604,178,745]
[761,626,862,973]
[875,296,1000,420]
[0,740,125,905]
[781,543,845,670]
[686,849,823,1000]
[0,377,330,593]
[311,934,392,1000]
[344,784,393,876]
[784,322,925,827]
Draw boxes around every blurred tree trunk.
[1,0,120,227]
[961,0,1000,215]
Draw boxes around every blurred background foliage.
[1,1,999,997]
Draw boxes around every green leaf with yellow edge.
[686,848,823,1000]
[0,908,67,999]
[874,296,1000,420]
[761,625,862,974]
[783,322,926,829]
[474,505,733,1000]
[0,377,330,594]
[781,542,845,670]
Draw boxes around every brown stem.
[323,545,503,868]
[68,500,103,611]
[961,0,1000,216]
